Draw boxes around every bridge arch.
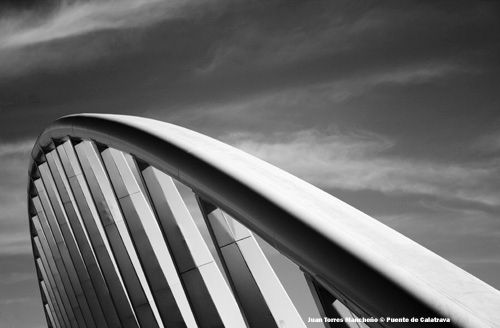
[28,114,500,327]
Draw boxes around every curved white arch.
[28,113,500,328]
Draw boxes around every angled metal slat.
[102,147,194,328]
[40,279,61,328]
[32,216,77,328]
[45,303,57,328]
[142,167,248,328]
[34,250,67,327]
[198,198,306,328]
[32,198,85,328]
[57,140,139,328]
[46,148,122,328]
[37,164,104,328]
[32,232,71,327]
[75,140,158,328]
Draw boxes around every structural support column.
[197,198,307,328]
[142,167,248,328]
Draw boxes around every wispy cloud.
[473,131,500,153]
[0,0,201,50]
[0,0,217,76]
[0,140,35,255]
[0,296,35,305]
[197,5,379,75]
[167,62,464,130]
[0,272,35,285]
[0,139,34,157]
[0,232,31,255]
[196,0,484,81]
[221,129,500,207]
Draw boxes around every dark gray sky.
[1,0,499,326]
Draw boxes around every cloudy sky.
[0,0,499,326]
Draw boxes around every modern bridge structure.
[28,114,500,328]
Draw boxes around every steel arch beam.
[28,113,500,328]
